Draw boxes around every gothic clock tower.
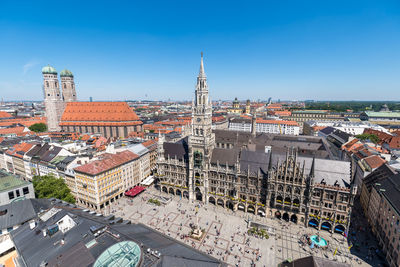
[188,52,215,202]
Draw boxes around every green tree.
[29,123,47,132]
[32,175,75,203]
[356,133,380,144]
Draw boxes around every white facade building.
[229,117,300,135]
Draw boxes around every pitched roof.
[363,155,386,169]
[363,163,396,190]
[61,102,140,122]
[211,148,239,166]
[0,126,29,135]
[0,199,37,230]
[319,126,335,135]
[341,138,359,151]
[0,117,46,128]
[363,128,393,144]
[256,119,299,126]
[142,139,157,150]
[0,111,13,119]
[163,137,189,161]
[388,136,400,149]
[363,111,400,118]
[378,174,400,214]
[74,150,139,176]
[5,142,34,158]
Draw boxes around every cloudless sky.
[0,0,399,101]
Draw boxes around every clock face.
[197,118,201,122]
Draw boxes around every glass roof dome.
[94,241,141,267]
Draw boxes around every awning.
[309,221,317,227]
[321,225,330,229]
[334,227,344,232]
[125,186,146,197]
[140,175,154,186]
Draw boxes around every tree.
[356,133,380,144]
[29,123,47,132]
[32,175,75,203]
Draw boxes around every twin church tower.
[42,65,77,131]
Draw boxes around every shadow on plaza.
[347,198,388,267]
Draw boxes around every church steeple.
[188,52,215,203]
[199,52,206,78]
[190,52,214,142]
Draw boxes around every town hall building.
[156,53,356,234]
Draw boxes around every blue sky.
[0,0,399,101]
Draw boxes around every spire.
[310,156,315,177]
[199,52,206,78]
[251,113,257,137]
[268,150,273,171]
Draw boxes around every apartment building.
[74,151,141,211]
[368,174,400,267]
[228,117,300,135]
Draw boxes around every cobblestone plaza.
[108,187,382,267]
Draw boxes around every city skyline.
[1,0,400,101]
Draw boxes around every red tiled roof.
[342,138,359,151]
[363,128,393,144]
[212,116,226,122]
[74,150,139,176]
[0,117,46,127]
[95,136,108,148]
[0,126,29,135]
[6,142,34,158]
[270,110,292,116]
[388,136,400,149]
[176,117,192,121]
[61,102,141,122]
[267,103,282,110]
[256,119,299,126]
[128,131,145,138]
[0,111,13,119]
[363,155,386,169]
[312,126,327,132]
[142,139,157,148]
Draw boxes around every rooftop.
[74,150,139,176]
[0,111,13,119]
[363,111,400,118]
[61,102,141,122]
[377,174,400,214]
[10,198,224,267]
[363,155,386,170]
[0,170,31,193]
[0,199,52,230]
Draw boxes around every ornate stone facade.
[156,54,356,234]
